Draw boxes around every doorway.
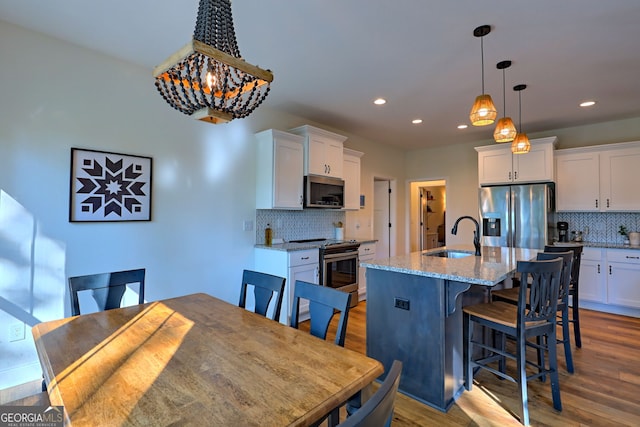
[409,180,446,252]
[373,178,395,258]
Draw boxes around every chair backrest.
[337,360,403,427]
[544,244,583,289]
[68,269,146,316]
[516,258,563,324]
[537,251,573,303]
[290,280,351,347]
[238,269,286,321]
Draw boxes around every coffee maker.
[557,221,569,242]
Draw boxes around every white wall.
[0,21,408,389]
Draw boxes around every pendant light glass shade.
[511,84,530,154]
[470,25,496,126]
[494,60,517,142]
[511,132,531,154]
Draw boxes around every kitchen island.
[361,245,539,412]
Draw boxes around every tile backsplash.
[256,209,346,244]
[557,212,640,244]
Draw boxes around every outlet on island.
[394,297,410,311]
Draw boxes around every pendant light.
[153,0,273,124]
[493,60,517,142]
[469,25,497,126]
[512,84,531,154]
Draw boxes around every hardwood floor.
[302,301,640,426]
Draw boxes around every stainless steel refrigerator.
[479,183,555,249]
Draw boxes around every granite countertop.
[360,244,540,286]
[562,241,640,251]
[255,238,378,252]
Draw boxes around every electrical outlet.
[9,322,25,342]
[243,220,253,231]
[394,297,410,311]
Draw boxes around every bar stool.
[492,251,574,373]
[463,258,563,426]
[544,245,583,348]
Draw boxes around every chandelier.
[153,0,274,124]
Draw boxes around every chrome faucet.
[451,216,481,256]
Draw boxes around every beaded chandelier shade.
[493,60,517,143]
[511,84,531,154]
[469,25,497,126]
[153,0,273,124]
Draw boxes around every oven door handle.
[322,251,359,261]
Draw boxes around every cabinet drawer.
[607,249,640,264]
[581,247,603,261]
[288,249,319,267]
[358,243,377,257]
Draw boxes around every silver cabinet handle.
[514,171,518,180]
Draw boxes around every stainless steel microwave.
[304,175,344,208]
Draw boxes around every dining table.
[31,292,383,426]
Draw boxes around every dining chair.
[68,268,146,316]
[492,251,575,373]
[543,245,583,348]
[463,258,563,426]
[290,280,351,427]
[337,360,403,427]
[290,280,351,346]
[238,269,286,321]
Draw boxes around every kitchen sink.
[424,250,473,259]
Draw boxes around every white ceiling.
[2,0,640,150]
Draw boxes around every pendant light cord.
[518,90,522,131]
[502,68,506,118]
[480,37,485,94]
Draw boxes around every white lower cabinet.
[358,242,377,301]
[254,248,319,325]
[606,249,640,309]
[580,247,606,303]
[579,247,640,316]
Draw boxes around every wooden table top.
[32,293,383,426]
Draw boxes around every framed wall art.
[69,148,152,222]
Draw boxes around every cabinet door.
[358,243,377,300]
[325,139,344,178]
[343,151,361,210]
[513,142,554,183]
[478,147,514,185]
[306,136,327,176]
[579,259,607,303]
[555,152,600,211]
[607,262,640,308]
[274,137,304,209]
[600,147,640,211]
[289,263,319,322]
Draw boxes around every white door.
[374,180,390,258]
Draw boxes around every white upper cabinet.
[555,141,640,211]
[289,125,347,178]
[475,136,557,185]
[255,129,304,210]
[343,148,363,210]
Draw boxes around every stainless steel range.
[290,238,361,307]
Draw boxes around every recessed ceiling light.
[457,124,468,129]
[412,119,423,124]
[373,98,386,105]
[580,100,596,107]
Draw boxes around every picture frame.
[69,148,152,222]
